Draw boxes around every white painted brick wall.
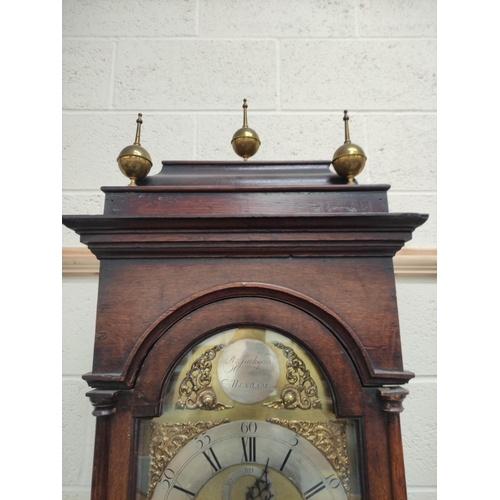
[62,1,437,498]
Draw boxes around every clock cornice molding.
[62,246,436,277]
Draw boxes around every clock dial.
[151,420,346,500]
[136,327,362,500]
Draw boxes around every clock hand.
[245,459,274,500]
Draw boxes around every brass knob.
[231,99,261,161]
[117,113,153,186]
[331,110,367,185]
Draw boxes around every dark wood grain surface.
[63,161,426,500]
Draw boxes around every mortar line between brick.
[276,39,281,111]
[194,114,199,159]
[79,400,95,484]
[63,36,436,42]
[63,189,105,195]
[63,374,91,381]
[62,485,93,492]
[407,375,437,383]
[62,110,437,115]
[388,191,436,195]
[353,0,360,38]
[108,40,118,109]
[362,115,372,183]
[195,0,200,37]
[406,486,438,492]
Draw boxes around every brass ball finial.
[331,110,367,185]
[231,99,261,161]
[117,113,153,186]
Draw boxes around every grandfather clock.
[63,109,427,500]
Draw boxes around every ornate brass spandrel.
[264,341,322,410]
[268,418,351,494]
[176,344,233,411]
[147,418,230,499]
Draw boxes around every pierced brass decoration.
[331,110,367,185]
[268,418,351,494]
[264,341,322,410]
[176,344,233,411]
[147,419,230,499]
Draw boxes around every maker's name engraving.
[221,379,272,389]
[222,354,277,373]
[217,339,280,404]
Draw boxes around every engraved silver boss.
[217,339,280,404]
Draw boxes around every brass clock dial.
[136,327,362,500]
[151,420,346,500]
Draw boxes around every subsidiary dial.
[222,461,274,500]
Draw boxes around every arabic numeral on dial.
[289,434,299,447]
[161,468,175,488]
[240,421,258,433]
[326,473,341,489]
[239,422,259,463]
[196,432,211,449]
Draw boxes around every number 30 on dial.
[152,420,347,500]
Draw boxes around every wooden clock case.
[63,160,428,500]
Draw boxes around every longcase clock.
[63,160,427,500]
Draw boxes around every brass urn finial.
[117,113,153,186]
[331,110,367,185]
[231,99,261,161]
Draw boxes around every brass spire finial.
[343,110,351,143]
[231,99,261,161]
[331,110,367,185]
[117,113,153,186]
[134,113,143,145]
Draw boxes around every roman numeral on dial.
[241,436,256,462]
[279,448,292,471]
[172,485,195,497]
[304,481,326,499]
[202,447,222,473]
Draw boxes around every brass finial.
[331,110,367,185]
[242,99,249,127]
[231,99,261,161]
[134,113,143,145]
[117,113,153,186]
[343,109,351,143]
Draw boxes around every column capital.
[86,389,120,417]
[378,386,409,413]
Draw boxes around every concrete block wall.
[62,1,437,499]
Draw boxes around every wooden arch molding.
[84,283,413,393]
[120,281,413,419]
[131,293,365,419]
